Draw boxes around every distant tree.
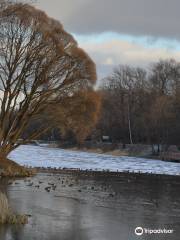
[99,65,148,144]
[147,59,180,145]
[149,59,180,96]
[0,3,98,158]
[147,95,174,145]
[97,59,180,148]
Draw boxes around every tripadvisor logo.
[135,227,143,236]
[135,226,174,236]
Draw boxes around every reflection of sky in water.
[9,145,180,176]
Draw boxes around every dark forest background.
[24,59,180,149]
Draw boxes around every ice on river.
[9,145,180,176]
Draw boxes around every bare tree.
[149,59,180,95]
[0,3,97,158]
[100,65,147,144]
[98,59,180,148]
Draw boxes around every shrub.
[0,192,28,224]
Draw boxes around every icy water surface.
[0,172,179,240]
[9,145,180,175]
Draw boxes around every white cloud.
[78,38,180,78]
[35,1,180,79]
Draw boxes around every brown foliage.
[0,157,33,177]
[0,192,28,224]
[48,90,101,143]
[0,2,98,156]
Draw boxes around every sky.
[35,0,180,80]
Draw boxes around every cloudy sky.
[35,0,180,79]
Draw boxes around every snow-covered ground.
[9,145,180,176]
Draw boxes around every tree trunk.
[127,101,133,144]
[0,145,13,160]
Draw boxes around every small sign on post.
[102,136,110,142]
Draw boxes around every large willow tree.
[0,2,98,158]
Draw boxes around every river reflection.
[0,172,180,240]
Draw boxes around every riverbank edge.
[54,146,154,158]
[0,159,31,224]
[0,157,36,178]
[1,163,180,180]
[34,167,180,180]
[47,145,180,164]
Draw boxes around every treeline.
[25,59,180,147]
[96,59,180,147]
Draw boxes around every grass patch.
[0,158,36,177]
[0,192,28,224]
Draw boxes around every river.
[0,172,180,240]
[0,145,179,240]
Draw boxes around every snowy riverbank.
[8,145,180,176]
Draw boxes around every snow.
[9,145,180,176]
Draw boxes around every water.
[0,145,179,239]
[9,145,180,175]
[0,172,179,240]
